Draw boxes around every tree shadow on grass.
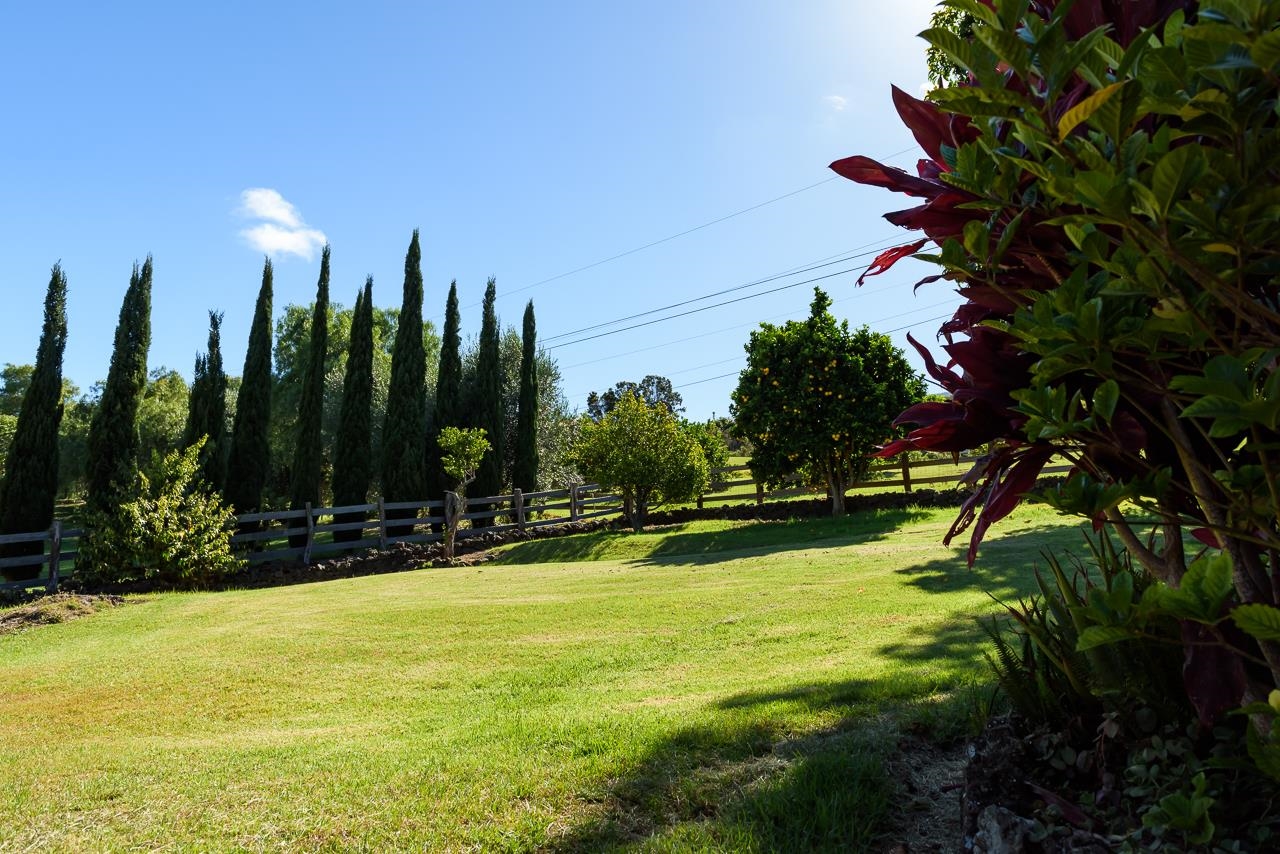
[634,508,935,568]
[544,677,903,853]
[495,508,934,569]
[892,521,1089,602]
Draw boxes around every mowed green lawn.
[1,505,1086,851]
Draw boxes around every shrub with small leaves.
[78,439,243,588]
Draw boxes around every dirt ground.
[0,593,125,635]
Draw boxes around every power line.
[565,302,961,400]
[558,277,905,370]
[547,266,860,351]
[494,177,841,305]
[457,143,922,311]
[540,234,906,344]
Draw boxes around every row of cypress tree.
[0,232,542,577]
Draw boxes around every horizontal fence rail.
[2,453,1073,590]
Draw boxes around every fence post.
[46,520,62,593]
[377,498,388,550]
[569,485,580,521]
[900,453,913,493]
[513,488,526,532]
[302,502,315,565]
[756,482,764,505]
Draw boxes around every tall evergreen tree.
[86,257,153,514]
[470,278,505,525]
[182,310,227,490]
[226,259,274,514]
[0,264,68,578]
[428,280,463,495]
[513,300,539,493]
[381,231,428,534]
[332,278,375,543]
[288,246,331,536]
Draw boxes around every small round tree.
[437,426,489,559]
[572,391,709,532]
[731,287,925,516]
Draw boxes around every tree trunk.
[443,491,462,559]
[828,467,846,517]
[631,489,648,533]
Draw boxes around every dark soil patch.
[879,735,967,852]
[0,593,125,635]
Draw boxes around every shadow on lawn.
[544,523,1100,852]
[892,521,1089,600]
[545,677,897,853]
[495,507,934,569]
[635,508,934,568]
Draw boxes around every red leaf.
[1191,528,1221,548]
[1181,620,1246,726]
[952,445,1054,565]
[829,155,942,199]
[891,86,951,165]
[856,240,927,285]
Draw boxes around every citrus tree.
[731,288,924,516]
[437,426,489,559]
[572,391,709,532]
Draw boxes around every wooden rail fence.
[2,455,1072,593]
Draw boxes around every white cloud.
[823,94,848,112]
[236,188,326,259]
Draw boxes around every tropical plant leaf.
[1232,604,1280,641]
[1077,625,1137,650]
[1058,81,1125,140]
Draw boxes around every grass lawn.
[1,503,1087,851]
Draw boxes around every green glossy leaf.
[1093,379,1119,423]
[1252,30,1280,69]
[1151,144,1204,218]
[1059,81,1125,140]
[1077,625,1139,651]
[1233,604,1280,641]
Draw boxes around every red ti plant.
[833,0,1280,729]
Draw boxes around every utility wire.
[559,278,905,370]
[541,233,907,343]
[546,266,859,350]
[456,143,921,311]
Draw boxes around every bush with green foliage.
[731,287,924,516]
[573,391,709,532]
[78,439,243,589]
[682,420,731,471]
[837,0,1280,836]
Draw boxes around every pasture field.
[1,504,1086,851]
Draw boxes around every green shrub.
[77,439,242,588]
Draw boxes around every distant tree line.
[0,232,569,579]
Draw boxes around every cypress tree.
[182,310,227,490]
[470,278,505,526]
[0,264,68,578]
[332,278,375,543]
[428,280,463,495]
[513,300,539,493]
[288,245,331,544]
[381,230,428,535]
[226,259,274,515]
[86,257,153,514]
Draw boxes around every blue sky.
[1,1,954,421]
